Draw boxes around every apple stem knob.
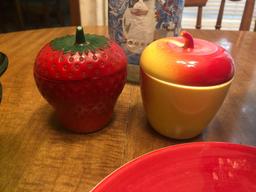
[75,26,86,45]
[181,31,194,49]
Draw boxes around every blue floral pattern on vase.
[108,0,184,65]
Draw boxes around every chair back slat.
[69,0,81,26]
[185,0,256,31]
[240,0,255,31]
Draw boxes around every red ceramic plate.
[91,142,256,192]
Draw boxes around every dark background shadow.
[0,0,71,33]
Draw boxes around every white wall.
[79,0,108,26]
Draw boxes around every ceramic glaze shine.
[140,31,235,139]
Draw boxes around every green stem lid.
[51,26,109,53]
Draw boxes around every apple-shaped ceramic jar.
[34,26,127,133]
[140,31,234,139]
[0,52,8,104]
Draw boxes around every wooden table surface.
[0,26,256,191]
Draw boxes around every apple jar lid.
[140,31,235,86]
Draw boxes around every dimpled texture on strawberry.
[35,41,126,81]
[34,26,127,133]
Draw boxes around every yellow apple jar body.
[140,32,234,139]
[141,70,232,139]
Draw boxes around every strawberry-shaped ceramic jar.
[34,26,127,133]
[140,31,235,139]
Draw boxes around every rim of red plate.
[90,142,256,192]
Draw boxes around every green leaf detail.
[51,34,109,53]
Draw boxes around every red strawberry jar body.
[34,26,127,133]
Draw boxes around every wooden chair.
[216,0,255,30]
[70,0,255,31]
[184,0,208,29]
[185,0,255,31]
[71,0,209,28]
[69,0,81,26]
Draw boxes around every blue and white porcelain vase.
[108,0,184,65]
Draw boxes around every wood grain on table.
[0,27,256,192]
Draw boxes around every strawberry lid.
[140,31,235,86]
[34,26,127,81]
